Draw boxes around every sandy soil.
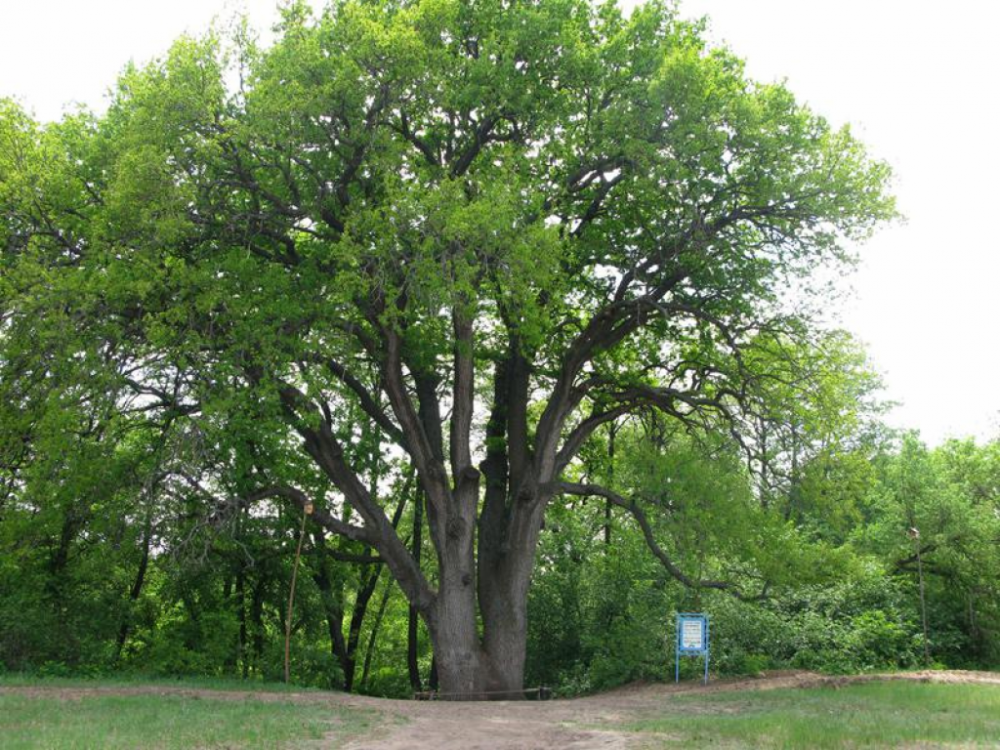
[3,670,998,749]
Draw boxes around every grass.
[624,680,1000,748]
[0,672,321,692]
[0,678,379,749]
[4,674,997,749]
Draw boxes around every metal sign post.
[675,613,709,684]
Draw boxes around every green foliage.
[0,0,991,697]
[529,420,1000,693]
[709,569,923,675]
[527,504,674,693]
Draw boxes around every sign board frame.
[675,613,709,684]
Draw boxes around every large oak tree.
[1,0,893,696]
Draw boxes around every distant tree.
[855,435,1000,664]
[0,0,894,696]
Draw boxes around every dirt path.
[337,670,1000,750]
[3,670,998,749]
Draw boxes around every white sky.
[2,0,998,444]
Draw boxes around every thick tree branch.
[450,116,496,178]
[554,404,633,475]
[278,382,437,613]
[317,356,406,449]
[450,311,476,486]
[382,327,452,514]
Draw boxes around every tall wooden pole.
[285,503,312,684]
[908,527,931,666]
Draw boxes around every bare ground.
[3,670,998,749]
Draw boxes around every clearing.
[1,670,998,749]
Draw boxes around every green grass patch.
[0,672,320,693]
[624,681,1000,748]
[0,681,378,749]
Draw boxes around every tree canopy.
[1,0,896,696]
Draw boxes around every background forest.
[2,358,998,696]
[1,0,999,698]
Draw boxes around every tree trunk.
[427,591,488,698]
[605,423,616,547]
[476,554,534,698]
[407,489,424,692]
[360,579,393,692]
[236,569,249,679]
[423,556,533,700]
[427,518,487,698]
[427,571,532,700]
[343,565,380,692]
[310,530,351,689]
[114,512,153,661]
[442,482,544,700]
[249,578,266,668]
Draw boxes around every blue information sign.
[675,613,709,684]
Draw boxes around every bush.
[707,565,922,675]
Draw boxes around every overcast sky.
[2,0,997,445]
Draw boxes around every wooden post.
[285,503,313,684]
[908,527,931,666]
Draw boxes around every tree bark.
[425,481,488,698]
